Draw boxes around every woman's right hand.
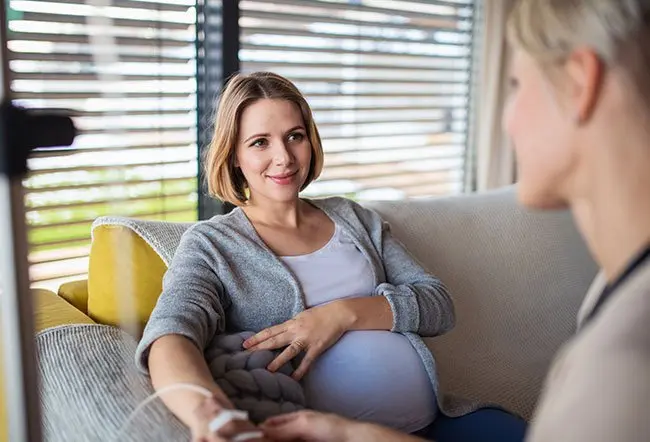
[191,395,268,442]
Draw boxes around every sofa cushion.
[37,324,188,441]
[33,288,95,331]
[87,221,190,334]
[1,289,94,441]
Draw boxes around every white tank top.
[280,224,436,432]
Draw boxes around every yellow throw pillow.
[58,279,89,314]
[87,224,167,335]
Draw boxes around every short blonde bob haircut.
[204,72,324,206]
[507,0,650,106]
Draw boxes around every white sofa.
[36,187,598,440]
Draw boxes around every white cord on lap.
[209,409,264,441]
[113,383,263,442]
[231,431,264,442]
[113,383,213,441]
[208,409,249,432]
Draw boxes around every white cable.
[208,409,249,433]
[231,431,264,442]
[113,383,263,442]
[113,383,213,441]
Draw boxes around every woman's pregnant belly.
[302,330,436,433]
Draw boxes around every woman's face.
[503,49,579,209]
[235,98,312,205]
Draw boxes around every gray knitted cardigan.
[135,197,455,405]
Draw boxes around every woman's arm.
[134,226,242,437]
[148,334,233,433]
[335,296,393,330]
[343,199,455,336]
[376,220,455,337]
[149,336,266,441]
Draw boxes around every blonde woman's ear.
[566,48,604,125]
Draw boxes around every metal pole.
[0,0,44,440]
[197,0,238,219]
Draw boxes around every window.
[238,0,475,200]
[7,0,199,290]
[8,0,476,288]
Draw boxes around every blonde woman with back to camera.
[134,71,457,441]
[260,0,650,441]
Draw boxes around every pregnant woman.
[134,71,455,442]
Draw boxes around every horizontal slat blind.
[239,0,474,200]
[8,0,199,289]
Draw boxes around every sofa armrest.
[34,287,94,332]
[58,279,89,315]
[1,289,94,441]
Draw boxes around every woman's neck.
[570,138,650,283]
[242,196,307,228]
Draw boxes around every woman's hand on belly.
[242,301,354,380]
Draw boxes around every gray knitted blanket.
[207,331,305,422]
[38,324,305,442]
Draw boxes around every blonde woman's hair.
[203,72,324,206]
[507,0,650,105]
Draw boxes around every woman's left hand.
[242,302,352,380]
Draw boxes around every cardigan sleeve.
[374,219,455,336]
[135,225,229,374]
[334,197,455,337]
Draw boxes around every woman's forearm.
[337,296,394,331]
[148,334,231,431]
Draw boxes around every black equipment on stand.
[0,1,77,440]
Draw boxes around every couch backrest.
[367,187,598,419]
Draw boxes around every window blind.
[239,0,475,201]
[7,0,199,289]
